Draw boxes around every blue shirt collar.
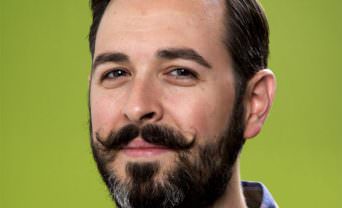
[242,181,278,208]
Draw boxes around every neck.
[212,160,247,208]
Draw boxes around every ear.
[243,69,276,139]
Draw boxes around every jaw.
[211,161,247,208]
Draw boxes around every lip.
[122,138,171,157]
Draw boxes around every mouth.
[122,138,172,158]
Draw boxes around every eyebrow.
[157,48,212,69]
[92,52,129,71]
[92,47,212,73]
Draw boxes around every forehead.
[102,0,224,28]
[95,0,227,58]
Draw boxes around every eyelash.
[101,68,130,81]
[99,67,199,83]
[167,67,198,79]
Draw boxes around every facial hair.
[90,100,245,208]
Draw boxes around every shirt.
[242,181,278,208]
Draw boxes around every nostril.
[140,112,156,121]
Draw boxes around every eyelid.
[100,67,131,81]
[167,66,199,78]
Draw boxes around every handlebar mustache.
[95,124,195,151]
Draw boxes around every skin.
[90,0,276,207]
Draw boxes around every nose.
[123,78,163,124]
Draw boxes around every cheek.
[164,86,235,143]
[192,98,232,140]
[90,88,125,134]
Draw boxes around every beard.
[90,98,245,208]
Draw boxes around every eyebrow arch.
[157,48,212,69]
[92,52,130,71]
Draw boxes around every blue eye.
[169,68,197,79]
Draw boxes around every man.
[88,0,278,207]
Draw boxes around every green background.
[1,0,341,207]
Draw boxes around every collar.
[242,181,278,208]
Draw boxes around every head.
[88,0,276,207]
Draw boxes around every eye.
[102,69,130,80]
[168,68,198,79]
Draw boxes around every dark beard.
[90,96,245,208]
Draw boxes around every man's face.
[90,0,245,207]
